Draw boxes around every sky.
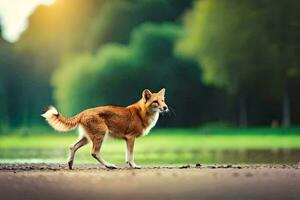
[0,0,54,42]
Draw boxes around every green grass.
[1,127,300,164]
[1,127,300,149]
[1,129,300,150]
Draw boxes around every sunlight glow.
[0,0,55,42]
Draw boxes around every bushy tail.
[41,106,81,132]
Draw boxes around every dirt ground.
[0,163,300,200]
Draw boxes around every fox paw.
[68,160,73,170]
[105,163,118,169]
[128,162,141,169]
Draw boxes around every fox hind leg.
[83,118,117,169]
[68,136,89,169]
[91,133,117,169]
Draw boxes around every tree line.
[0,0,299,130]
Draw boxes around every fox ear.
[158,88,165,97]
[142,89,152,103]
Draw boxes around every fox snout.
[162,105,168,112]
[158,103,168,112]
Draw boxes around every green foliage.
[86,0,193,50]
[52,46,134,115]
[177,0,300,126]
[0,33,34,127]
[2,0,300,128]
[2,0,106,128]
[53,23,222,126]
[6,0,194,128]
[18,0,104,54]
[178,0,300,95]
[0,38,11,127]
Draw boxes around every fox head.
[142,88,168,113]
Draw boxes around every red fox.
[42,88,168,169]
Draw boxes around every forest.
[1,0,300,131]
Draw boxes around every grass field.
[1,127,300,164]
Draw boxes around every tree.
[11,0,105,127]
[12,0,194,127]
[177,0,300,126]
[86,0,194,51]
[53,23,223,126]
[266,1,300,126]
[0,24,31,128]
[0,23,9,129]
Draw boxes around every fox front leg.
[125,137,141,169]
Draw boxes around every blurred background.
[0,0,300,165]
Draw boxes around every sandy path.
[0,164,300,200]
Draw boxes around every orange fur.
[42,88,168,169]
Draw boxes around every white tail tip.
[41,106,58,118]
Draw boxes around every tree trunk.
[0,86,9,133]
[239,94,248,127]
[282,89,291,127]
